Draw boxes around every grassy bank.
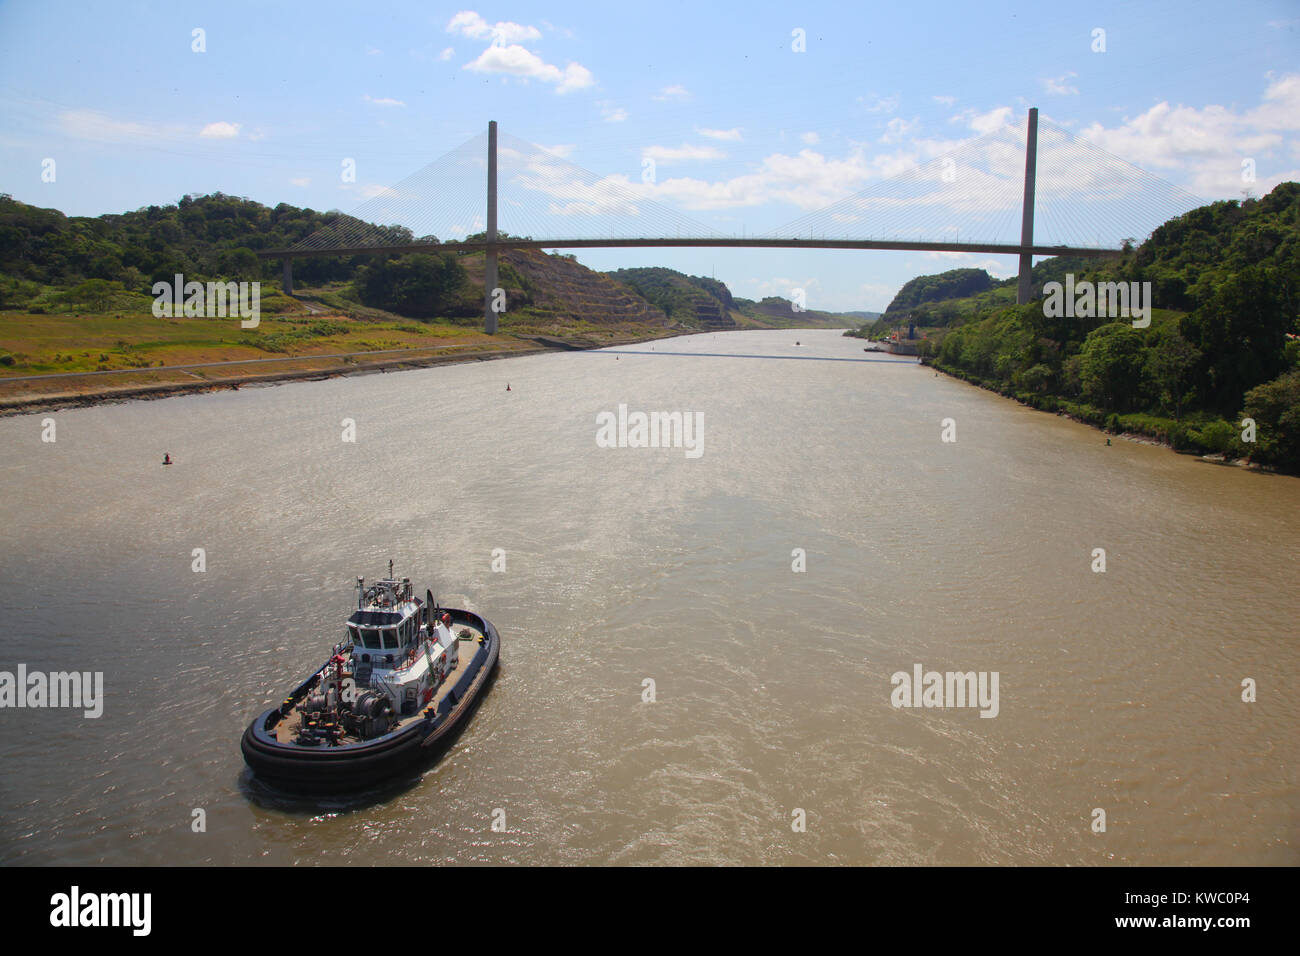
[0,288,701,415]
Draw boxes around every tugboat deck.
[272,622,486,746]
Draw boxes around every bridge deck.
[257,237,1124,260]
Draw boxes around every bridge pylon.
[1016,107,1039,305]
[484,120,498,335]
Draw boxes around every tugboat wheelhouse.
[240,561,500,791]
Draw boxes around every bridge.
[259,109,1205,332]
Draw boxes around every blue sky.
[1,0,1297,311]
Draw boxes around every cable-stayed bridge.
[259,109,1205,332]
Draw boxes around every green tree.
[1145,325,1200,419]
[1079,323,1147,411]
[1182,266,1291,412]
[1240,368,1300,472]
[222,247,260,281]
[355,253,468,318]
[71,278,121,312]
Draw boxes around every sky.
[1,0,1297,312]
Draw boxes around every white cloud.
[447,10,593,93]
[538,143,576,158]
[439,47,455,61]
[600,102,628,122]
[199,121,240,139]
[363,95,406,107]
[649,148,880,210]
[801,132,820,145]
[56,109,254,147]
[880,117,917,144]
[1077,73,1300,195]
[540,19,576,39]
[697,127,742,141]
[655,85,690,100]
[481,75,1300,237]
[1044,72,1079,96]
[57,110,162,143]
[965,106,1014,135]
[366,47,382,56]
[464,43,594,93]
[933,95,956,107]
[446,11,540,45]
[341,183,390,200]
[1248,72,1300,133]
[290,177,311,187]
[643,143,726,163]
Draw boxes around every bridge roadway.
[257,237,1123,261]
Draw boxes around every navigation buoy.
[1106,438,1112,446]
[163,454,172,465]
[795,341,800,346]
[506,384,511,391]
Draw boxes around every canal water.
[0,328,1296,865]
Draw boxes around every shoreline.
[925,360,1278,475]
[0,327,701,418]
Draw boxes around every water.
[0,329,1296,865]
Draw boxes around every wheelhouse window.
[361,628,382,649]
[382,628,398,650]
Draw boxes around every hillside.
[468,250,671,344]
[732,296,854,328]
[606,267,732,325]
[0,192,867,338]
[0,192,408,298]
[857,182,1300,472]
[883,267,995,315]
[605,267,863,330]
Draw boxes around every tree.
[71,278,121,312]
[221,247,260,281]
[1182,266,1290,413]
[1145,326,1200,419]
[355,253,468,318]
[1079,322,1147,411]
[1240,368,1300,472]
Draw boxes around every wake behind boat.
[240,562,500,791]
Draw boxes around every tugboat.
[240,562,500,791]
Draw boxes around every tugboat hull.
[241,608,499,792]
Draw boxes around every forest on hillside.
[0,192,482,319]
[859,183,1300,471]
[606,267,734,320]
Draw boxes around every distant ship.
[240,562,500,791]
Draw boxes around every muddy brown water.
[0,329,1295,865]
